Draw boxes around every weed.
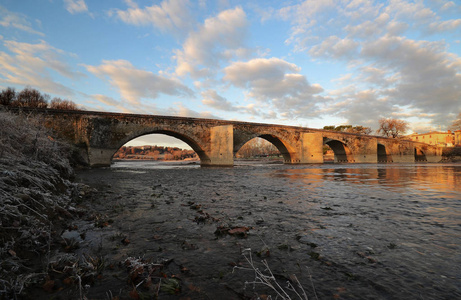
[234,248,316,300]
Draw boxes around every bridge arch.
[378,143,393,162]
[324,138,355,163]
[112,127,210,164]
[234,133,295,163]
[415,147,427,162]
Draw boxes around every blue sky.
[1,0,461,147]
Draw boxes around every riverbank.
[0,112,95,299]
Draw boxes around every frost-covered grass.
[0,111,81,298]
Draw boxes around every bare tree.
[0,87,16,105]
[449,112,461,131]
[376,118,409,138]
[13,87,48,108]
[49,97,80,110]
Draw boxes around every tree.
[449,112,461,131]
[323,125,372,135]
[376,118,409,138]
[346,126,372,135]
[0,87,17,105]
[13,87,48,108]
[49,97,80,110]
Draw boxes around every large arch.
[234,133,294,163]
[378,143,393,162]
[111,128,209,164]
[324,139,355,163]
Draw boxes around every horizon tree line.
[0,86,81,110]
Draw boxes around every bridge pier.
[383,140,415,163]
[88,147,118,167]
[415,144,443,162]
[293,132,324,164]
[425,147,443,162]
[354,138,378,163]
[201,125,234,167]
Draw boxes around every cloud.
[361,35,461,112]
[323,87,395,129]
[327,35,461,128]
[277,0,461,129]
[200,89,282,120]
[224,58,324,119]
[0,39,83,96]
[0,6,44,36]
[64,0,88,14]
[174,6,249,78]
[309,36,359,60]
[89,93,164,115]
[440,1,456,11]
[201,89,238,111]
[92,94,120,106]
[428,19,461,33]
[167,102,217,119]
[279,0,334,22]
[384,0,436,23]
[85,59,194,104]
[344,13,390,39]
[111,0,194,35]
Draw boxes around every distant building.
[407,131,456,147]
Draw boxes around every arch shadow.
[415,147,427,162]
[378,144,393,162]
[324,139,355,163]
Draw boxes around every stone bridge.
[7,108,442,167]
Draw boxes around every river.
[65,161,461,299]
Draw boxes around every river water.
[70,161,460,300]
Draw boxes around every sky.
[1,0,461,147]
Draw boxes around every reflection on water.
[273,163,461,196]
[112,160,200,170]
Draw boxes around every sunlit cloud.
[174,6,249,78]
[111,0,194,35]
[0,39,83,96]
[167,102,217,119]
[201,89,238,112]
[92,94,120,106]
[277,0,461,129]
[224,57,324,119]
[85,59,194,105]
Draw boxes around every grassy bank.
[0,111,86,298]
